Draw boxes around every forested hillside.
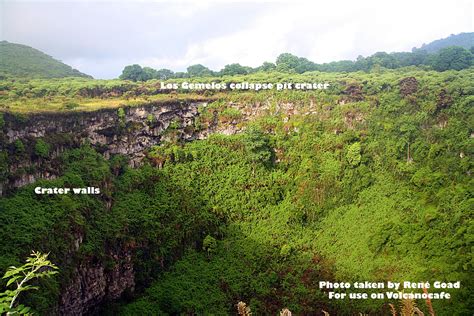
[0,66,472,315]
[118,32,473,81]
[0,41,91,79]
[419,32,474,53]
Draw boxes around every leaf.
[6,275,21,287]
[19,305,31,314]
[17,285,38,292]
[3,267,21,279]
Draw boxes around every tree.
[275,53,316,73]
[142,67,158,80]
[156,68,174,80]
[220,63,248,76]
[276,53,301,70]
[366,52,399,69]
[354,55,369,71]
[431,46,473,71]
[243,126,272,168]
[318,60,354,72]
[258,61,276,72]
[0,252,58,315]
[174,71,188,78]
[186,64,213,77]
[407,49,429,66]
[119,64,150,81]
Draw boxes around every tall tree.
[431,46,473,71]
[187,64,213,77]
[220,63,249,76]
[119,64,150,81]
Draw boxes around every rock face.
[0,100,209,194]
[341,83,364,102]
[59,245,135,315]
[399,77,418,97]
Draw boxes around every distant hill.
[0,41,92,79]
[418,32,474,53]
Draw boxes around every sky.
[1,0,473,79]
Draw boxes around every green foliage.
[119,65,174,81]
[346,142,361,166]
[0,151,8,181]
[34,139,50,158]
[220,63,250,76]
[63,101,79,110]
[0,41,91,79]
[146,114,155,125]
[243,126,273,167]
[220,107,242,122]
[0,144,219,313]
[154,68,174,80]
[257,61,276,72]
[431,46,473,71]
[419,32,474,53]
[119,67,472,314]
[0,251,58,315]
[187,64,213,77]
[1,66,473,315]
[167,119,179,130]
[14,140,25,153]
[119,64,150,82]
[202,235,217,256]
[117,108,126,128]
[276,53,317,73]
[115,35,474,82]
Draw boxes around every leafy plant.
[34,139,50,158]
[202,235,217,257]
[0,251,58,315]
[117,108,126,128]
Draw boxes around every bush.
[34,139,50,158]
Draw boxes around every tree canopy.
[119,44,473,81]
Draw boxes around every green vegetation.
[0,41,91,79]
[0,76,216,113]
[118,33,473,81]
[0,252,58,315]
[34,139,50,158]
[117,108,126,128]
[432,46,473,71]
[0,64,472,315]
[0,144,220,314]
[113,81,472,313]
[2,67,473,114]
[419,32,474,53]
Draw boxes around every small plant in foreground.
[0,251,58,315]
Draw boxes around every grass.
[1,67,472,113]
[0,93,221,114]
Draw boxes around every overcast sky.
[1,0,473,79]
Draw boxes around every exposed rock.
[341,83,364,102]
[343,110,365,129]
[59,246,134,316]
[399,77,418,97]
[1,98,302,193]
[436,88,453,112]
[1,101,208,192]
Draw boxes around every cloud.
[1,0,472,78]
